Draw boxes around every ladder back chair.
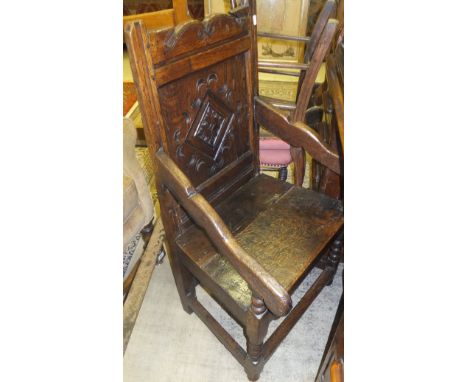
[125,2,343,379]
[256,0,338,185]
[312,1,343,199]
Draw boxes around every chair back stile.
[125,9,258,237]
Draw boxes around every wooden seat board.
[176,174,343,312]
[177,174,292,267]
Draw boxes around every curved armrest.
[155,150,292,317]
[255,96,341,174]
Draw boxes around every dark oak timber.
[125,4,343,379]
[156,150,292,317]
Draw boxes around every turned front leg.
[244,295,271,381]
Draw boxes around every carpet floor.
[124,258,343,382]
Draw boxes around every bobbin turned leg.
[278,166,288,182]
[327,230,343,286]
[244,295,271,381]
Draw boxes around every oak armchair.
[125,3,343,379]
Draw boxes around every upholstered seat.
[176,174,343,318]
[259,138,292,168]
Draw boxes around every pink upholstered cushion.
[259,138,290,150]
[259,138,292,166]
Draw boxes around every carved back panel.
[158,53,251,189]
[125,9,259,234]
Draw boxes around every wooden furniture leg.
[166,243,197,315]
[160,189,197,314]
[290,146,305,186]
[244,296,272,381]
[326,230,343,286]
[278,166,288,181]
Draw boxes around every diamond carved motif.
[186,90,234,161]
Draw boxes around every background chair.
[311,0,343,198]
[256,0,337,185]
[125,2,343,379]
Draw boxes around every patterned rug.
[123,234,142,278]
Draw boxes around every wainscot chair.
[125,2,343,379]
[256,0,338,185]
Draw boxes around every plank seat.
[176,174,343,313]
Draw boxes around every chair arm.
[155,149,292,317]
[255,96,341,174]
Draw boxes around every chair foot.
[244,357,264,382]
[246,369,261,382]
[181,293,195,315]
[165,243,196,314]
